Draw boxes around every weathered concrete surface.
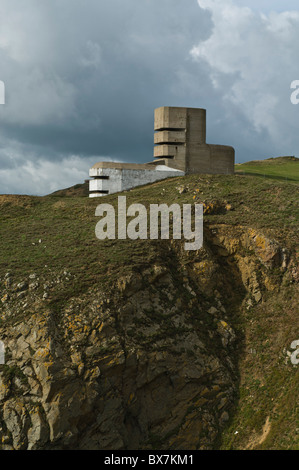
[154,130,186,145]
[154,107,235,175]
[89,164,184,197]
[89,106,234,197]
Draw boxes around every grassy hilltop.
[0,156,298,450]
[1,157,298,282]
[235,156,299,182]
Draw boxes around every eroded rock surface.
[0,226,295,450]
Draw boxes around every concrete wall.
[154,107,235,175]
[154,106,187,131]
[89,165,184,197]
[89,106,235,198]
[186,144,235,175]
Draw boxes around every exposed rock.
[0,227,296,450]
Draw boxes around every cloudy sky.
[0,0,298,195]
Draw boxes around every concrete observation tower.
[89,106,235,197]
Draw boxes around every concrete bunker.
[89,107,235,197]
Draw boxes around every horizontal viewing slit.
[154,127,186,132]
[90,190,109,194]
[94,175,109,180]
[155,142,184,146]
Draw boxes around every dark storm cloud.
[0,0,298,194]
[0,0,212,160]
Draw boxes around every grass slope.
[0,157,298,450]
[0,172,298,282]
[235,156,299,182]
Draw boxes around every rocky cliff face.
[0,223,295,450]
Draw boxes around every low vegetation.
[0,157,298,449]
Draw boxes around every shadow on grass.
[235,171,299,183]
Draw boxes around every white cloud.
[0,142,115,195]
[192,0,299,151]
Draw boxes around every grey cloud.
[0,0,212,192]
[0,0,297,195]
[193,1,299,158]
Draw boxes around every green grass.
[235,156,299,182]
[0,157,298,450]
[0,168,298,285]
[219,286,299,450]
